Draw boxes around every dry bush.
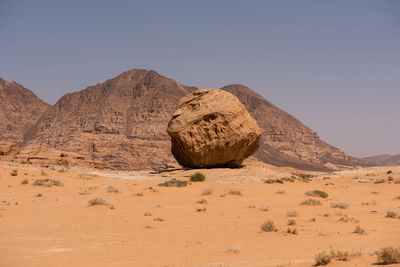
[305,190,328,198]
[314,252,331,266]
[377,247,400,265]
[261,220,277,232]
[386,211,398,218]
[287,219,296,225]
[276,190,286,194]
[286,228,298,235]
[21,179,28,185]
[88,198,107,206]
[301,198,322,206]
[353,225,366,235]
[106,186,120,193]
[197,199,207,204]
[330,202,349,209]
[33,178,63,187]
[158,178,188,187]
[201,188,213,195]
[286,210,299,217]
[228,190,242,196]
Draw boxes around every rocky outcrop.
[23,69,197,170]
[0,78,50,143]
[166,89,261,168]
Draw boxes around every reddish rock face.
[0,78,49,143]
[167,89,261,168]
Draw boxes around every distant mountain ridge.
[1,69,372,171]
[0,77,50,143]
[362,154,400,166]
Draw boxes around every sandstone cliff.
[0,77,50,143]
[24,69,196,170]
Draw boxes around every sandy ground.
[1,161,400,267]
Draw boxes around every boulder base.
[166,89,261,168]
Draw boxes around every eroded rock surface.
[167,89,261,168]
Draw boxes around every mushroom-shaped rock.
[166,89,261,168]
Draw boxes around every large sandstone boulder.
[166,89,261,168]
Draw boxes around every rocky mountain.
[362,154,400,166]
[0,77,50,143]
[18,69,370,171]
[221,84,370,171]
[23,69,197,170]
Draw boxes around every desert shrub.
[58,168,65,173]
[288,219,296,225]
[330,202,349,209]
[88,198,107,206]
[261,220,277,232]
[276,190,286,194]
[106,186,120,193]
[33,178,63,187]
[386,211,398,218]
[353,225,366,235]
[330,250,349,261]
[264,178,283,184]
[387,170,393,174]
[144,212,152,216]
[375,179,385,184]
[153,217,164,221]
[201,188,213,195]
[197,199,207,204]
[388,176,394,181]
[314,252,331,266]
[196,208,206,212]
[228,190,242,196]
[305,190,328,198]
[377,247,400,264]
[10,169,18,176]
[286,210,298,217]
[301,198,322,206]
[158,178,188,187]
[293,173,313,182]
[286,228,298,235]
[21,179,29,185]
[190,172,205,182]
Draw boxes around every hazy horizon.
[1,0,399,158]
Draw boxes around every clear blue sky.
[1,0,399,157]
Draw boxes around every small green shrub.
[377,247,400,265]
[375,179,385,184]
[21,179,29,185]
[387,170,393,174]
[305,190,328,198]
[261,220,277,232]
[301,198,322,206]
[190,172,205,182]
[158,178,188,187]
[287,219,296,225]
[10,169,18,176]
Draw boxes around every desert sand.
[1,160,399,266]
